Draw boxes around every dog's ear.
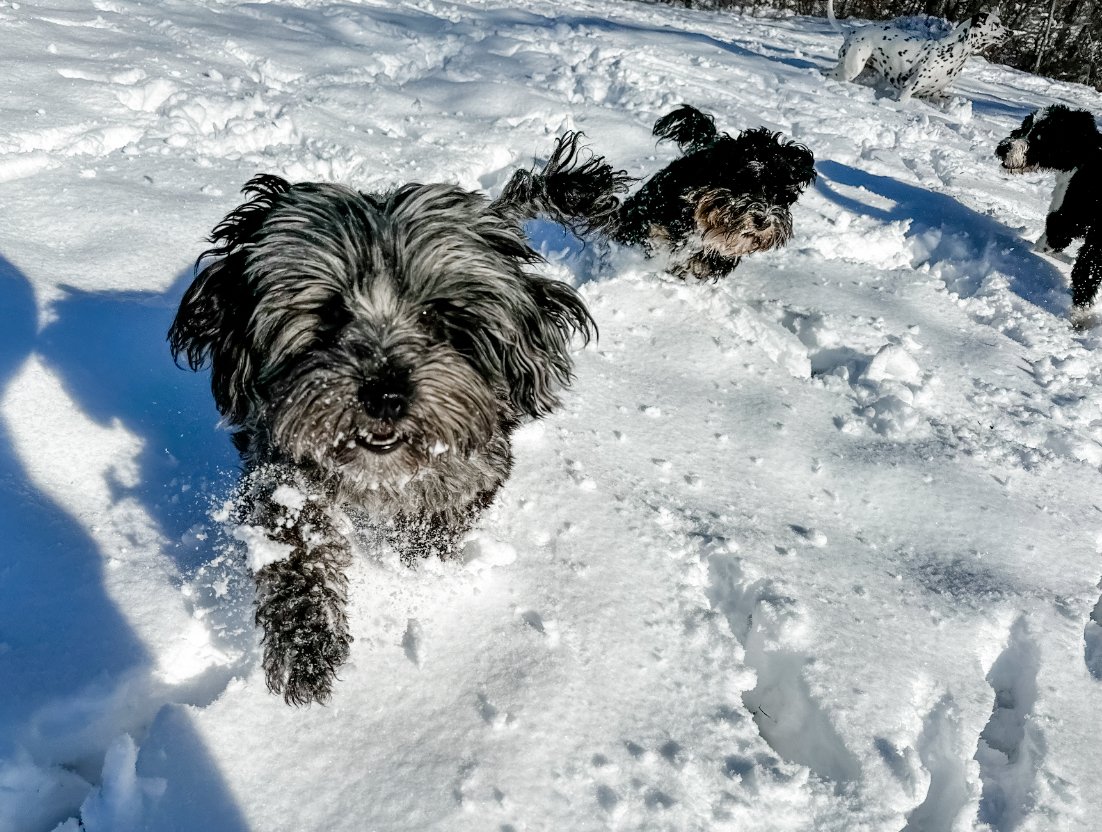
[168,175,292,423]
[782,139,818,189]
[503,276,596,418]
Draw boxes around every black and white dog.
[613,105,816,280]
[170,135,626,704]
[996,105,1102,313]
[826,1,1007,101]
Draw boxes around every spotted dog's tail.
[825,0,844,34]
[652,105,719,154]
[494,132,632,235]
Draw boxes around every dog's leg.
[1071,232,1102,312]
[834,39,872,82]
[1036,169,1077,253]
[240,467,353,706]
[896,59,929,102]
[676,249,742,281]
[388,485,502,564]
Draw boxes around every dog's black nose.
[359,371,411,421]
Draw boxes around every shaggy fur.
[826,2,1007,102]
[996,105,1102,312]
[169,134,625,705]
[614,105,816,280]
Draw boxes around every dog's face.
[689,128,816,258]
[996,105,1101,173]
[170,176,592,495]
[965,11,1007,51]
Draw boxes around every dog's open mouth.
[356,427,403,455]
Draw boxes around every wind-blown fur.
[613,105,816,280]
[169,135,621,705]
[996,105,1102,313]
[826,1,1007,102]
[495,131,632,235]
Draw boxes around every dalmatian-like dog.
[825,2,1007,102]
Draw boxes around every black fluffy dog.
[169,135,626,705]
[996,105,1102,313]
[614,105,816,280]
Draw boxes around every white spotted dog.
[825,1,1007,102]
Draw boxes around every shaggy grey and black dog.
[996,105,1102,313]
[614,105,816,280]
[169,135,627,704]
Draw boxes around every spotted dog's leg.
[896,57,929,102]
[833,37,873,82]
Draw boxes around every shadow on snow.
[815,159,1069,316]
[0,256,247,831]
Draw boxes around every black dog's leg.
[676,249,742,281]
[240,467,352,706]
[1071,231,1102,311]
[1047,169,1094,252]
[388,486,502,565]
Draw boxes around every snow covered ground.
[2,0,1101,829]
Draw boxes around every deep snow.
[1,0,1101,830]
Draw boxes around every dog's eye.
[419,306,445,335]
[317,299,352,336]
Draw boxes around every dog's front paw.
[256,567,353,706]
[262,609,352,706]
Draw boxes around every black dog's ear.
[168,175,292,423]
[784,139,818,189]
[503,275,596,419]
[653,105,719,153]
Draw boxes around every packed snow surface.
[1,0,1101,830]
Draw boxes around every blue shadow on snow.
[815,159,1068,315]
[0,256,248,831]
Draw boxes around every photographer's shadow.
[26,264,250,829]
[0,257,152,769]
[38,270,239,569]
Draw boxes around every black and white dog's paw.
[262,622,352,707]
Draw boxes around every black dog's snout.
[995,139,1009,160]
[359,369,412,421]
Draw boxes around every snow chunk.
[463,535,518,573]
[77,735,165,832]
[270,484,307,512]
[862,344,923,386]
[232,524,294,572]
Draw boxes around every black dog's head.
[170,158,600,496]
[684,127,817,265]
[996,105,1102,173]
